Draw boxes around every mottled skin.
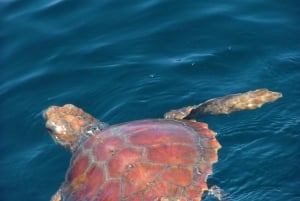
[43,89,282,201]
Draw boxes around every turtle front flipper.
[164,89,282,120]
[50,187,62,201]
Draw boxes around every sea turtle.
[43,89,282,201]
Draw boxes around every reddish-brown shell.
[61,119,221,201]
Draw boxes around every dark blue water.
[1,1,299,201]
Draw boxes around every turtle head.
[43,104,100,151]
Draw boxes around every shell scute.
[161,166,193,186]
[201,138,221,149]
[147,144,200,165]
[184,121,216,138]
[93,136,123,161]
[203,149,219,163]
[129,124,196,146]
[80,165,105,199]
[197,162,213,175]
[95,181,121,201]
[67,155,89,183]
[184,175,209,201]
[123,163,164,197]
[108,147,142,178]
[143,181,181,201]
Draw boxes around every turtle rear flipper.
[208,185,229,201]
[164,89,282,120]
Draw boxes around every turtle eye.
[92,126,99,131]
[90,125,100,132]
[86,125,100,135]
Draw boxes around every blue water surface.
[1,1,300,201]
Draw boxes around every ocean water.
[1,1,300,201]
